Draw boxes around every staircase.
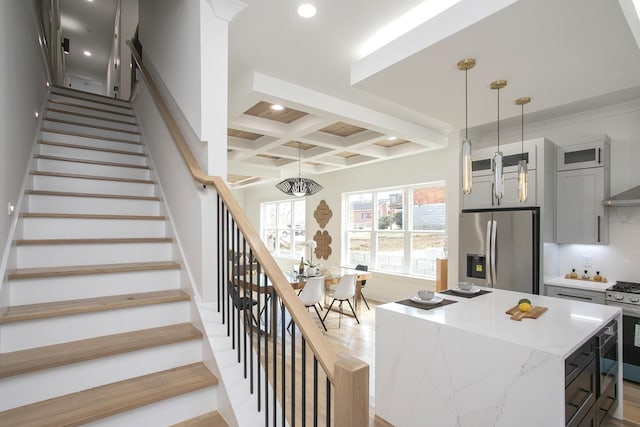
[0,87,227,426]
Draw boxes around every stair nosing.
[46,108,136,126]
[8,260,180,280]
[25,189,161,201]
[31,170,155,185]
[20,213,166,221]
[44,117,140,135]
[0,363,217,427]
[39,140,146,157]
[41,128,143,145]
[15,237,173,246]
[0,289,190,323]
[48,99,135,118]
[35,154,151,170]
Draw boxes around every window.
[344,182,446,278]
[261,200,305,258]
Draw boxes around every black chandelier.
[275,142,322,197]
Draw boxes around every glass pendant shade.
[493,151,504,199]
[518,159,528,202]
[462,138,472,195]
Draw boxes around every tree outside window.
[261,200,305,258]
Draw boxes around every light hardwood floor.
[311,299,640,426]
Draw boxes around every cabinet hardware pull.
[491,182,495,206]
[597,215,601,242]
[598,148,601,164]
[557,292,592,301]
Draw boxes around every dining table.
[231,266,371,334]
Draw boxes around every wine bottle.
[299,257,305,275]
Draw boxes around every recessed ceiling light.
[83,50,92,57]
[270,104,285,111]
[297,3,317,18]
[387,136,397,140]
[34,111,39,118]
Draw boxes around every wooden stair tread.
[20,212,166,220]
[0,323,202,379]
[50,88,133,108]
[35,154,150,170]
[0,363,217,427]
[39,140,146,157]
[31,170,154,184]
[171,411,228,427]
[48,99,135,118]
[44,117,140,135]
[0,289,190,323]
[26,189,161,201]
[15,237,172,245]
[41,128,142,145]
[8,260,180,280]
[47,108,135,126]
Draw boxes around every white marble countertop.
[545,276,612,292]
[382,286,621,358]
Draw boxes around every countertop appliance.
[605,281,640,383]
[459,207,540,294]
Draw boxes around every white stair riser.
[38,144,148,166]
[16,242,173,268]
[27,194,161,215]
[35,158,150,180]
[47,103,137,123]
[20,217,167,240]
[49,94,133,115]
[84,386,217,427]
[31,175,156,197]
[9,269,181,305]
[41,131,144,153]
[46,110,139,133]
[43,120,140,143]
[0,340,203,411]
[0,301,191,352]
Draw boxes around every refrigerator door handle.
[485,220,493,285]
[490,220,498,287]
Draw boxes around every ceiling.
[59,0,640,188]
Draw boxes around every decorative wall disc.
[313,200,332,229]
[313,230,332,260]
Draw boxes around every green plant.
[304,259,319,268]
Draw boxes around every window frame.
[342,181,446,278]
[260,199,306,259]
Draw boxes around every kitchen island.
[375,287,623,427]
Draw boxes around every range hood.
[603,185,640,207]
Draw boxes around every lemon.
[518,298,531,305]
[518,302,532,312]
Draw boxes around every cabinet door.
[556,168,607,244]
[545,285,605,304]
[557,140,607,171]
[462,175,494,209]
[498,170,537,208]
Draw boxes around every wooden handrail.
[125,39,341,381]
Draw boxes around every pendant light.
[515,96,531,203]
[490,80,507,200]
[457,58,476,195]
[275,142,323,197]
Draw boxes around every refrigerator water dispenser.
[466,254,486,279]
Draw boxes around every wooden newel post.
[334,353,369,427]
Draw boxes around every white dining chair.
[322,273,359,328]
[288,276,327,331]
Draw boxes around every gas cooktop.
[607,281,640,293]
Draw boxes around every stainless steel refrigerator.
[459,207,540,294]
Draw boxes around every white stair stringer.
[0,88,222,425]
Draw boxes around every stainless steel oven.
[595,320,618,425]
[606,281,640,384]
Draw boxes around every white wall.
[238,148,450,303]
[118,0,139,101]
[478,99,640,283]
[0,1,49,307]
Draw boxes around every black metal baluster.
[256,262,262,411]
[273,287,277,427]
[291,321,296,427]
[313,357,318,427]
[326,378,331,427]
[249,250,255,394]
[217,195,221,313]
[264,272,269,426]
[231,219,236,348]
[302,337,306,427]
[225,209,231,335]
[242,235,248,371]
[281,300,286,427]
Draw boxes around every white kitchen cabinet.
[545,284,606,304]
[556,138,610,244]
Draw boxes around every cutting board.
[505,305,548,321]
